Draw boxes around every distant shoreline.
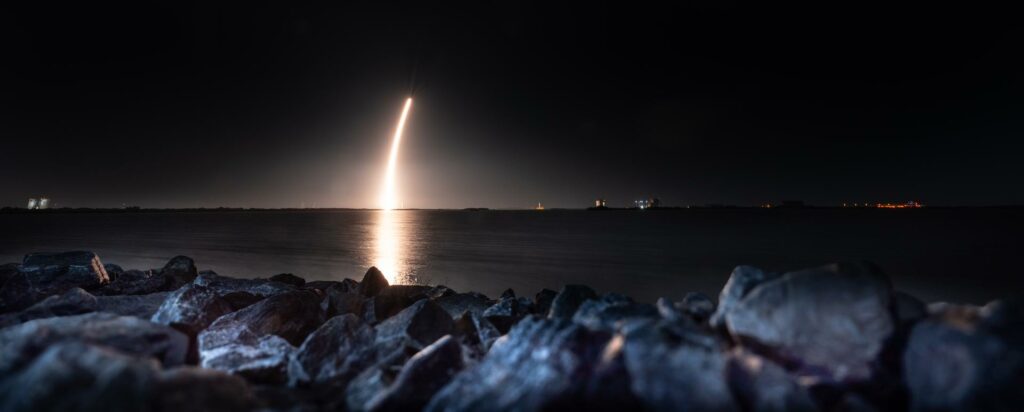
[2,205,1023,214]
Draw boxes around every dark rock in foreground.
[1,250,1020,412]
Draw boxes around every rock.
[681,292,716,322]
[548,284,598,319]
[435,292,493,318]
[482,296,529,334]
[534,288,558,317]
[303,280,343,292]
[723,262,894,382]
[154,367,264,412]
[345,345,417,412]
[366,335,465,412]
[572,294,658,332]
[221,291,262,310]
[0,312,188,374]
[359,267,390,297]
[427,285,457,299]
[710,265,782,329]
[161,255,198,290]
[0,341,158,412]
[656,297,687,324]
[727,349,819,412]
[200,290,324,349]
[103,263,124,280]
[372,285,433,321]
[151,284,233,337]
[903,300,1024,411]
[99,269,171,295]
[0,287,97,328]
[620,320,740,411]
[193,270,297,298]
[1,251,109,313]
[376,299,454,349]
[288,314,377,386]
[453,311,501,352]
[499,288,516,300]
[0,262,18,287]
[425,316,610,411]
[199,290,325,382]
[269,273,305,287]
[96,292,172,318]
[322,288,367,318]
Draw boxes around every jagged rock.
[727,349,819,412]
[367,335,464,412]
[304,280,343,292]
[323,288,367,318]
[425,316,610,411]
[620,319,740,411]
[427,285,457,299]
[0,287,97,328]
[548,284,598,319]
[710,265,782,329]
[161,255,198,290]
[359,267,390,297]
[269,273,305,287]
[0,312,188,374]
[482,296,529,334]
[1,251,109,313]
[373,285,433,321]
[221,291,262,310]
[376,299,454,349]
[103,263,124,279]
[534,289,558,317]
[193,270,297,298]
[904,300,1024,411]
[288,314,376,386]
[572,294,658,332]
[151,284,233,337]
[99,269,171,295]
[724,262,894,382]
[155,367,264,412]
[202,334,297,384]
[345,347,415,412]
[453,311,501,352]
[0,341,159,412]
[681,292,716,322]
[199,290,324,382]
[435,292,493,318]
[499,288,516,300]
[656,297,686,323]
[96,292,172,318]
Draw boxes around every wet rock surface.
[1,251,1019,411]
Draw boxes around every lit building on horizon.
[27,198,38,209]
[38,198,49,209]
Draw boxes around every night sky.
[2,3,1021,208]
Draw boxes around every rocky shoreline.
[0,251,1020,411]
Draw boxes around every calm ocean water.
[1,209,1021,304]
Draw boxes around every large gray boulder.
[0,312,188,374]
[425,316,609,411]
[0,287,97,328]
[547,284,598,319]
[0,251,109,313]
[199,290,324,382]
[160,255,199,290]
[151,284,233,337]
[375,299,454,349]
[710,265,781,329]
[0,342,158,412]
[372,285,434,321]
[618,319,740,411]
[193,270,297,299]
[365,335,465,412]
[288,314,376,386]
[359,267,389,298]
[904,300,1024,412]
[723,262,894,382]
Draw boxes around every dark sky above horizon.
[2,3,1021,208]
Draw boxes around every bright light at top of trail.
[380,97,413,210]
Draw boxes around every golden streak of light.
[374,209,401,284]
[380,97,413,211]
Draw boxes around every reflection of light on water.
[374,209,404,284]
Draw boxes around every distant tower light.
[27,198,38,210]
[38,198,49,209]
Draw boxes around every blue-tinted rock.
[534,288,558,317]
[710,265,781,329]
[193,270,297,298]
[0,287,97,328]
[681,292,716,322]
[376,299,454,349]
[151,284,233,336]
[96,292,172,319]
[435,292,493,318]
[727,349,818,412]
[366,335,465,412]
[724,262,894,382]
[288,314,376,386]
[547,284,598,319]
[572,294,658,332]
[1,251,109,313]
[161,255,198,290]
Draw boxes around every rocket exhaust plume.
[380,97,413,210]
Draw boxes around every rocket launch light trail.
[381,97,413,210]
